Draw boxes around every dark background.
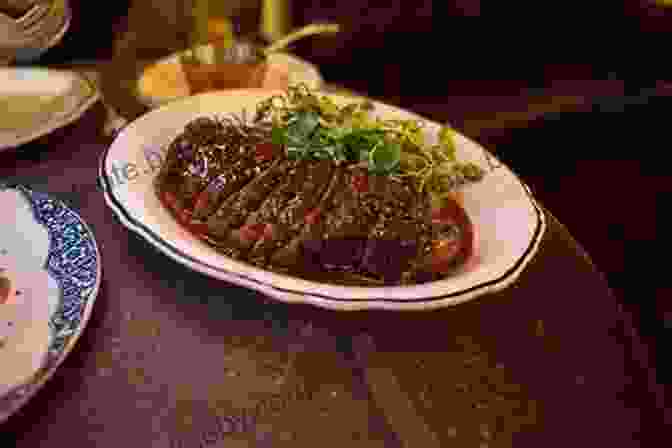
[34,0,670,389]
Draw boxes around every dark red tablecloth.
[0,99,664,447]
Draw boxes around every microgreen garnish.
[256,84,488,207]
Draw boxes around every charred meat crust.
[360,178,420,283]
[205,159,312,258]
[247,160,335,266]
[268,166,345,271]
[204,158,291,238]
[156,120,474,286]
[155,117,274,212]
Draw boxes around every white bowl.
[100,89,546,311]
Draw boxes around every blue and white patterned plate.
[0,184,101,423]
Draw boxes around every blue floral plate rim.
[0,184,102,423]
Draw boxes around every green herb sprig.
[255,84,487,207]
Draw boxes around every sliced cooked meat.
[326,169,374,237]
[217,161,312,257]
[401,193,434,283]
[314,169,394,271]
[268,167,344,271]
[191,155,276,219]
[248,161,335,266]
[156,118,274,212]
[361,222,418,283]
[156,118,478,286]
[276,160,334,231]
[360,178,421,282]
[204,159,294,238]
[312,170,371,270]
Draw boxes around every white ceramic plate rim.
[0,185,102,423]
[0,68,99,151]
[101,89,546,311]
[134,45,324,109]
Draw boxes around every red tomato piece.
[460,224,480,273]
[262,223,275,240]
[429,196,477,273]
[352,174,369,193]
[431,197,464,223]
[162,191,178,211]
[255,143,277,162]
[239,223,267,242]
[163,191,209,234]
[185,221,209,235]
[304,209,321,225]
[193,188,210,213]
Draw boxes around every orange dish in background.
[182,16,290,92]
[137,23,336,107]
[181,20,336,94]
[136,54,297,107]
[182,60,291,93]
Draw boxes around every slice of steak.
[327,168,379,238]
[361,222,419,284]
[401,193,434,284]
[313,169,372,270]
[156,171,205,213]
[204,159,293,237]
[268,167,344,271]
[360,178,421,283]
[156,118,229,185]
[248,161,334,266]
[156,117,268,213]
[276,160,334,232]
[285,168,378,273]
[191,154,276,219]
[284,169,395,275]
[222,161,312,257]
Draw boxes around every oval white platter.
[0,185,101,422]
[100,89,545,311]
[0,68,99,151]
